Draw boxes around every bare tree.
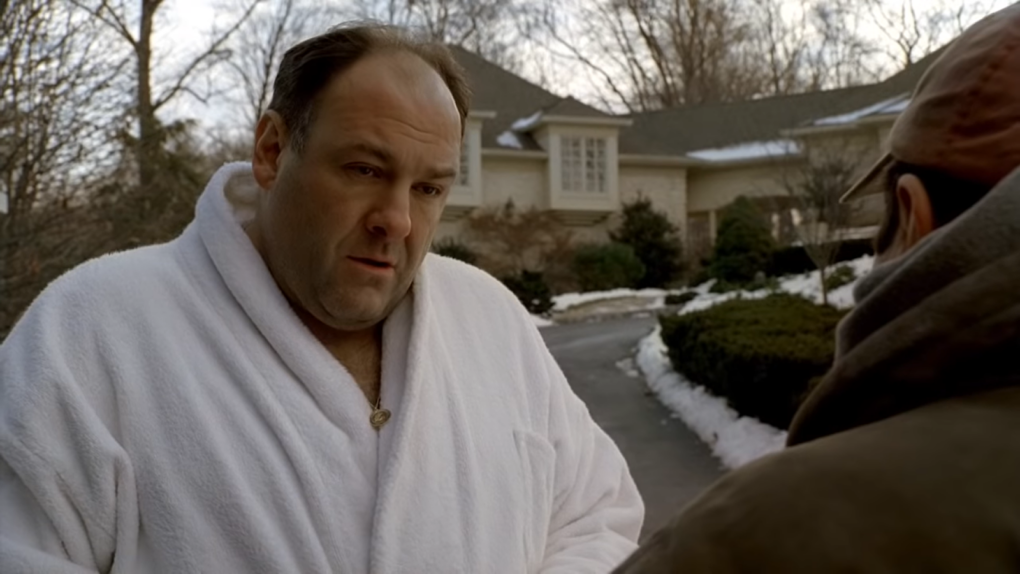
[863,0,1010,69]
[539,0,891,113]
[1,0,128,336]
[69,0,260,190]
[225,0,333,132]
[542,0,766,112]
[356,0,533,74]
[779,142,866,305]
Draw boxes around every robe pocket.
[513,429,556,572]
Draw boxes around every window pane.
[458,142,470,186]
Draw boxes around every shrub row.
[659,294,846,429]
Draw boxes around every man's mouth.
[349,256,394,270]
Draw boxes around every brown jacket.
[615,168,1020,573]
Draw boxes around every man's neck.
[291,304,384,405]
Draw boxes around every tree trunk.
[136,0,161,191]
[819,265,829,306]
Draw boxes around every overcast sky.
[160,0,1014,137]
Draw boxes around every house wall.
[687,163,792,214]
[619,165,687,228]
[437,154,547,240]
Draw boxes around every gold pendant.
[370,407,391,430]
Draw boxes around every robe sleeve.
[537,345,644,573]
[0,283,138,573]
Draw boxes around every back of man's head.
[840,4,1020,254]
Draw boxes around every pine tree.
[709,196,776,285]
[610,197,684,288]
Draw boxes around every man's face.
[250,51,462,332]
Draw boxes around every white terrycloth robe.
[0,163,643,573]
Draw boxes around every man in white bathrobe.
[0,24,643,574]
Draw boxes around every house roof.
[621,46,948,157]
[450,42,948,156]
[450,46,609,152]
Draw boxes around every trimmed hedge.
[660,294,846,429]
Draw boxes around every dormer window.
[562,136,607,194]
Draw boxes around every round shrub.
[571,243,646,292]
[500,270,554,316]
[659,294,846,429]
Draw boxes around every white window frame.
[560,136,608,194]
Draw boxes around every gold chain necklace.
[369,394,391,430]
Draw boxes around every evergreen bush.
[709,196,776,285]
[500,270,554,316]
[571,243,645,292]
[659,294,845,429]
[610,197,684,288]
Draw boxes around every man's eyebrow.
[428,167,459,180]
[342,143,395,164]
[340,142,457,180]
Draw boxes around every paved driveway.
[541,316,723,541]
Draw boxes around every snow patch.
[636,327,787,469]
[813,94,910,126]
[511,111,543,131]
[615,357,640,378]
[531,315,554,327]
[496,131,524,149]
[687,139,801,163]
[553,288,671,312]
[681,255,874,313]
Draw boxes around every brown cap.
[841,4,1020,203]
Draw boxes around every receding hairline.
[267,24,471,152]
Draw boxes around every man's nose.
[365,183,412,239]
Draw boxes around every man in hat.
[614,4,1020,572]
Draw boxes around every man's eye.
[419,185,442,197]
[349,165,379,177]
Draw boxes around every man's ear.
[895,173,935,250]
[253,110,288,190]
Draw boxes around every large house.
[440,45,942,261]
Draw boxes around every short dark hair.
[874,161,994,253]
[267,22,472,152]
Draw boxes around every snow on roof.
[510,111,543,132]
[812,94,911,126]
[496,130,524,149]
[686,139,801,162]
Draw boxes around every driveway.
[541,315,723,541]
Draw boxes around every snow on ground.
[682,255,875,314]
[496,131,524,149]
[552,288,671,312]
[531,315,555,328]
[633,255,876,467]
[637,326,788,469]
[687,139,800,163]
